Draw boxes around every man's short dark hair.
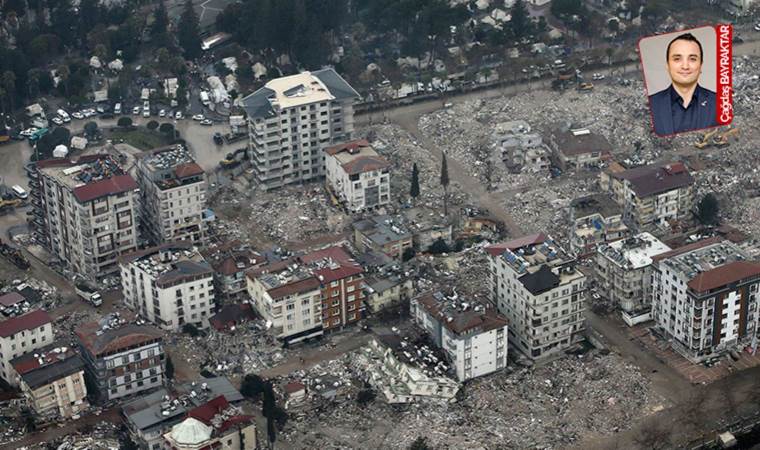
[666,33,703,62]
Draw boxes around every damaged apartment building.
[241,69,360,191]
[651,238,760,363]
[120,242,215,331]
[324,139,391,212]
[486,234,586,359]
[246,246,364,343]
[28,155,139,279]
[601,161,695,232]
[548,126,612,171]
[411,291,508,381]
[491,120,549,173]
[136,144,209,245]
[569,193,629,258]
[163,395,256,450]
[0,310,54,385]
[201,240,266,297]
[595,233,671,325]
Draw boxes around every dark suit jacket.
[648,84,718,136]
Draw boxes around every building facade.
[411,291,508,381]
[569,194,629,258]
[241,69,359,191]
[0,310,53,385]
[651,239,760,362]
[120,242,215,331]
[486,234,586,360]
[10,344,88,419]
[75,322,165,402]
[324,140,391,212]
[136,145,208,245]
[28,155,139,279]
[601,162,695,232]
[595,233,671,325]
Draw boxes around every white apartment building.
[324,139,391,212]
[0,310,54,385]
[120,242,215,331]
[596,233,671,325]
[241,69,359,190]
[411,291,508,381]
[600,161,695,232]
[569,194,629,258]
[136,145,208,245]
[651,238,760,363]
[29,155,139,279]
[487,233,586,360]
[246,261,323,343]
[10,344,88,419]
[76,322,164,402]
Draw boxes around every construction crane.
[694,128,720,149]
[713,126,740,148]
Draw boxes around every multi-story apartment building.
[548,127,612,171]
[28,155,139,279]
[569,193,629,258]
[120,242,215,331]
[651,239,760,362]
[486,233,586,360]
[75,322,164,402]
[246,246,365,341]
[201,240,266,297]
[163,395,256,450]
[299,246,364,332]
[0,310,53,385]
[135,145,208,245]
[492,120,549,173]
[596,233,671,325]
[411,291,508,381]
[353,215,413,260]
[10,343,88,418]
[324,139,391,212]
[241,69,359,191]
[601,161,695,232]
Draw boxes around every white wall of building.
[0,323,54,386]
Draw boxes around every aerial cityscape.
[0,0,758,449]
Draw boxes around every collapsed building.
[600,161,695,233]
[135,144,210,246]
[486,234,586,360]
[120,242,215,331]
[595,233,671,325]
[201,240,266,297]
[491,120,549,173]
[10,343,88,419]
[353,215,414,260]
[28,155,139,279]
[569,193,629,258]
[411,291,508,381]
[324,139,391,212]
[651,238,760,363]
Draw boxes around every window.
[287,303,295,310]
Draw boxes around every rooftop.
[38,155,136,203]
[249,259,320,299]
[138,144,205,190]
[571,194,623,220]
[241,69,359,119]
[11,343,84,390]
[354,215,412,246]
[187,395,253,435]
[325,140,391,175]
[415,291,507,336]
[201,240,265,276]
[298,246,363,284]
[76,321,162,357]
[551,128,612,157]
[121,242,212,288]
[612,161,694,198]
[598,233,672,270]
[493,120,532,135]
[0,310,51,338]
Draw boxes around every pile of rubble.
[279,350,665,449]
[416,244,493,300]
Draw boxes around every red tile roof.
[187,395,254,433]
[0,292,25,307]
[299,246,363,283]
[36,154,106,169]
[324,139,370,156]
[174,162,205,179]
[341,155,390,175]
[72,174,138,203]
[267,277,321,299]
[485,233,547,257]
[0,310,51,338]
[75,322,162,356]
[687,261,760,293]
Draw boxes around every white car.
[71,111,84,120]
[159,109,166,117]
[51,117,64,125]
[133,106,141,115]
[143,108,150,118]
[83,109,96,117]
[592,73,605,81]
[20,128,38,137]
[175,111,183,119]
[192,114,204,121]
[200,119,213,126]
[755,23,760,31]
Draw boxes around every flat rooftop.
[660,241,755,288]
[38,155,136,203]
[138,144,204,190]
[122,242,211,287]
[571,194,622,219]
[354,215,412,246]
[494,120,532,135]
[249,259,320,299]
[599,233,671,270]
[76,321,162,357]
[416,291,506,336]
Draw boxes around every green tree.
[79,0,100,40]
[152,0,170,46]
[84,121,98,136]
[550,0,583,18]
[177,0,201,59]
[440,152,450,215]
[50,0,77,46]
[165,355,175,380]
[93,44,108,61]
[697,193,719,226]
[402,247,416,262]
[159,122,175,136]
[428,238,450,255]
[410,163,420,199]
[241,374,266,400]
[2,71,16,112]
[146,120,159,131]
[409,436,430,450]
[607,18,619,34]
[117,116,132,127]
[182,323,200,336]
[26,69,40,99]
[509,0,532,39]
[56,64,70,97]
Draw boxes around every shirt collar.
[669,84,702,107]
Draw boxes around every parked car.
[754,23,760,31]
[592,73,605,81]
[159,109,166,117]
[143,108,150,118]
[192,114,204,121]
[132,106,141,115]
[175,111,183,119]
[83,109,96,117]
[71,111,85,120]
[200,119,213,126]
[51,117,64,125]
[114,103,122,114]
